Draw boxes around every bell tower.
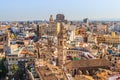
[57,23,67,66]
[49,15,54,23]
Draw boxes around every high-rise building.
[56,14,65,22]
[83,18,89,27]
[37,24,46,39]
[83,18,89,23]
[104,24,108,33]
[55,14,68,24]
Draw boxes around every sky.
[0,0,120,21]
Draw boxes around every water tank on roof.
[118,44,120,50]
[6,47,11,54]
[0,31,2,35]
[109,49,113,54]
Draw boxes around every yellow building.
[38,16,61,37]
[97,32,120,44]
[75,27,86,36]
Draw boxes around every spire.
[49,15,54,23]
[57,23,67,66]
[57,23,67,48]
[58,23,67,39]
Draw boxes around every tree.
[0,57,8,78]
[10,64,18,74]
[10,64,23,80]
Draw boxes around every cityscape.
[1,0,120,80]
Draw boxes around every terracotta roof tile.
[64,59,111,69]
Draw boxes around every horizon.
[1,16,120,22]
[2,18,120,22]
[1,0,120,21]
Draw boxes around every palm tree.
[10,64,23,80]
[0,57,8,78]
[10,64,18,79]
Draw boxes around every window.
[12,58,14,61]
[60,41,62,46]
[30,59,32,61]
[9,58,11,61]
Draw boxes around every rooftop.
[64,59,111,69]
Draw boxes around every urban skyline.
[1,0,120,21]
[1,9,120,80]
[1,0,120,80]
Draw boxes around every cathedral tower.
[49,15,54,23]
[57,23,67,66]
